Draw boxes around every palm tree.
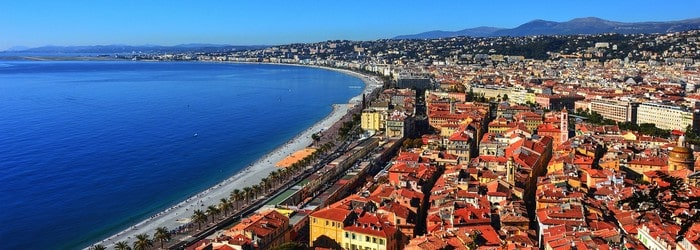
[219,198,231,217]
[206,205,220,223]
[277,168,288,182]
[114,241,132,250]
[251,184,262,200]
[269,171,279,189]
[153,226,171,249]
[275,168,285,180]
[132,233,153,250]
[230,189,241,210]
[89,244,106,250]
[260,177,269,194]
[292,162,302,175]
[191,209,207,230]
[283,167,292,180]
[242,186,253,204]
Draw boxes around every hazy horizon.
[2,0,699,50]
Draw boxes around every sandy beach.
[91,64,383,249]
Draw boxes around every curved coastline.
[90,63,383,249]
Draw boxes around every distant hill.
[393,17,700,39]
[394,26,504,39]
[3,44,269,53]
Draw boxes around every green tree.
[251,184,261,200]
[685,125,700,145]
[230,189,242,211]
[89,244,106,250]
[268,171,279,189]
[132,233,153,250]
[311,133,321,145]
[243,186,253,204]
[114,241,131,250]
[260,177,270,194]
[206,205,220,223]
[191,209,207,230]
[219,198,231,217]
[153,226,171,249]
[466,230,483,249]
[466,88,475,101]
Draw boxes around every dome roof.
[669,145,694,162]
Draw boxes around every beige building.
[589,99,639,123]
[636,102,698,130]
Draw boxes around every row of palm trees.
[89,142,336,250]
[88,226,171,250]
[226,142,335,210]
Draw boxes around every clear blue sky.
[1,0,699,50]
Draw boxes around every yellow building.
[310,195,403,250]
[525,92,537,104]
[309,207,349,248]
[488,118,513,134]
[342,212,400,250]
[515,111,543,132]
[361,109,384,132]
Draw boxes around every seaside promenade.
[90,65,384,250]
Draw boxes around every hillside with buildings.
[123,29,700,250]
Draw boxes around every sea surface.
[0,60,363,249]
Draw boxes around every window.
[379,239,384,245]
[352,233,356,240]
[332,222,335,227]
[366,236,370,242]
[313,218,316,224]
[325,220,328,226]
[373,237,377,243]
[345,232,349,238]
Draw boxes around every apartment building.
[590,99,640,123]
[636,102,699,130]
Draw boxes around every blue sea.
[0,61,363,249]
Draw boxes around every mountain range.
[393,17,700,39]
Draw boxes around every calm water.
[0,61,363,249]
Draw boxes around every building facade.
[589,99,640,123]
[636,102,699,130]
[361,109,384,132]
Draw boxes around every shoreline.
[90,62,383,249]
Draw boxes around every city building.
[224,209,290,250]
[589,99,640,123]
[309,195,404,250]
[636,102,699,131]
[362,109,385,132]
[397,74,432,90]
[535,94,585,110]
